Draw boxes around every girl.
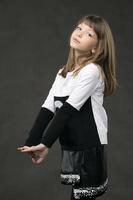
[18,14,118,199]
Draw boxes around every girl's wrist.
[40,143,49,150]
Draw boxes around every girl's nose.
[76,31,83,37]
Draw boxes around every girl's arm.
[24,69,60,147]
[24,107,54,146]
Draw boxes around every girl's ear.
[91,47,96,54]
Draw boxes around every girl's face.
[70,22,98,54]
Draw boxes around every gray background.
[0,0,132,199]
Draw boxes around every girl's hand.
[17,145,35,157]
[17,144,49,164]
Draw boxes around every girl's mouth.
[73,38,80,44]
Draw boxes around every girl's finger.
[31,153,47,164]
[31,155,43,164]
[21,145,46,153]
[32,157,38,163]
[35,156,45,164]
[17,147,22,150]
[17,147,25,151]
[17,146,30,151]
[18,144,47,153]
[20,147,36,152]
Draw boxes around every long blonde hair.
[59,14,119,97]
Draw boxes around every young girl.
[18,14,118,199]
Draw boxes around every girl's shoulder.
[78,63,100,78]
[83,63,105,82]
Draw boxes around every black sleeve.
[41,102,79,148]
[24,107,54,146]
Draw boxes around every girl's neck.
[74,50,87,69]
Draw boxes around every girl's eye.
[88,33,92,37]
[76,26,81,30]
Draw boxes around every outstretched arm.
[23,68,61,147]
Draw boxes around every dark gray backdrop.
[0,0,132,200]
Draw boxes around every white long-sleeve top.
[40,62,108,150]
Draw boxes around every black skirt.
[60,144,108,199]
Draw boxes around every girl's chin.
[70,43,81,50]
[70,40,79,47]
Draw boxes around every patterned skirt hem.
[72,178,108,199]
[61,173,80,185]
[60,173,108,199]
